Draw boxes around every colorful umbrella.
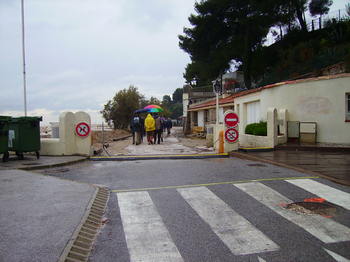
[148,107,163,113]
[144,105,162,110]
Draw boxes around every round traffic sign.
[224,112,239,128]
[75,122,90,137]
[225,128,239,143]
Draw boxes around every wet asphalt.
[38,157,350,262]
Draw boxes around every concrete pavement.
[0,155,86,171]
[0,169,96,262]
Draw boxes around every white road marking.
[323,248,350,262]
[286,179,350,210]
[177,187,279,255]
[258,257,268,262]
[117,191,183,262]
[235,182,350,243]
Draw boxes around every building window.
[346,93,350,121]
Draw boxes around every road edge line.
[111,176,319,193]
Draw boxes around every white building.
[188,73,350,148]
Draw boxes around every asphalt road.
[41,157,350,262]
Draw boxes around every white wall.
[235,92,262,135]
[235,76,350,144]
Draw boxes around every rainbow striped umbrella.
[144,105,162,110]
[144,105,163,112]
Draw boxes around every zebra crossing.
[115,179,350,262]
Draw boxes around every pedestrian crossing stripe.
[117,191,183,262]
[323,248,350,262]
[178,187,279,255]
[286,179,350,210]
[115,179,350,260]
[234,182,350,243]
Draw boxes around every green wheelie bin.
[0,116,11,162]
[8,116,42,160]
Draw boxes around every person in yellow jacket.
[144,114,155,145]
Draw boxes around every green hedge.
[245,122,267,136]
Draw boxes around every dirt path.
[98,127,214,155]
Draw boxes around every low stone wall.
[240,134,287,148]
[239,134,271,148]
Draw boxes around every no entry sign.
[225,128,239,143]
[224,112,239,128]
[76,122,90,137]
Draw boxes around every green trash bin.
[8,116,42,160]
[0,116,11,162]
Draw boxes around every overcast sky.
[0,0,346,124]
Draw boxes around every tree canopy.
[101,86,144,129]
[178,0,337,89]
[101,86,184,129]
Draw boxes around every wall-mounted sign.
[75,122,90,137]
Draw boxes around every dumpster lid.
[11,116,43,122]
[0,116,12,122]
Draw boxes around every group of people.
[130,113,173,145]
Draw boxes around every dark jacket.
[130,116,141,132]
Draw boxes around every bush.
[245,122,267,136]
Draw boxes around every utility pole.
[21,0,27,116]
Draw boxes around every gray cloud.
[0,0,194,123]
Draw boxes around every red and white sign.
[75,122,90,137]
[225,128,239,143]
[224,112,239,128]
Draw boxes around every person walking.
[139,115,145,143]
[166,117,173,135]
[130,113,141,145]
[144,113,155,145]
[154,114,162,144]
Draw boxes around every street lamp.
[21,0,27,116]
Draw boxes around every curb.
[90,153,229,161]
[58,186,109,262]
[17,157,87,171]
[239,147,274,152]
[230,152,350,186]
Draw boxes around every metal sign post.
[223,110,239,152]
[21,0,27,116]
[213,80,222,126]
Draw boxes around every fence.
[307,9,349,31]
[265,8,349,46]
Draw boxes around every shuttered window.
[247,101,261,124]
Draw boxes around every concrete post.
[279,109,288,144]
[75,111,92,156]
[59,112,76,155]
[267,108,278,148]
